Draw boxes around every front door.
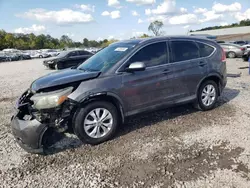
[120,41,173,114]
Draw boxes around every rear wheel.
[196,80,219,111]
[228,51,236,58]
[74,101,119,145]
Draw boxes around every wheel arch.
[197,74,222,96]
[76,92,125,124]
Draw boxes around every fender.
[78,91,126,123]
[196,72,223,95]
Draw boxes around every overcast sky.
[0,0,250,41]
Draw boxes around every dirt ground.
[0,58,250,188]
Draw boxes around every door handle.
[199,62,206,67]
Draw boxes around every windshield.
[77,43,136,72]
[57,51,69,58]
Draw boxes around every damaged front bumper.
[11,116,47,154]
[11,90,76,154]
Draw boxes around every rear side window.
[197,42,214,57]
[68,51,78,57]
[170,41,199,62]
[79,50,92,55]
[129,42,168,67]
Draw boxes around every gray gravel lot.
[0,58,250,187]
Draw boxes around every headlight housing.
[30,87,73,110]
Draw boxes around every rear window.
[197,42,214,57]
[79,50,92,55]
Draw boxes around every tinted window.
[171,41,199,62]
[68,51,78,57]
[128,42,167,67]
[79,50,92,55]
[197,43,214,57]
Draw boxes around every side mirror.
[126,62,146,72]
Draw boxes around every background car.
[41,49,60,57]
[30,51,50,58]
[43,49,93,69]
[0,52,8,62]
[230,40,249,46]
[220,43,246,58]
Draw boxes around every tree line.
[0,21,162,51]
[0,30,117,50]
[191,19,250,32]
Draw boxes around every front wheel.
[74,101,119,145]
[196,80,219,111]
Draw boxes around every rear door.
[120,41,173,114]
[66,51,79,68]
[168,40,210,99]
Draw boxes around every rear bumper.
[11,115,47,154]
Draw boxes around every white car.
[242,44,250,52]
[41,49,60,57]
[30,51,50,58]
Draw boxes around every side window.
[128,42,168,67]
[79,50,91,55]
[197,43,214,57]
[68,51,78,57]
[171,41,199,62]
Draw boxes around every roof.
[115,35,215,45]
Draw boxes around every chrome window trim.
[115,39,217,73]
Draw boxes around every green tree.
[83,38,89,47]
[148,21,164,36]
[139,34,150,38]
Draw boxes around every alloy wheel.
[201,84,216,106]
[83,108,113,138]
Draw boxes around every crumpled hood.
[31,68,100,92]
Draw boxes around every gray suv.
[11,36,227,154]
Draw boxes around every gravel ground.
[0,58,250,187]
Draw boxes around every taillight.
[241,48,245,51]
[221,48,226,62]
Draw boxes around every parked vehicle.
[4,52,20,61]
[0,52,8,62]
[42,49,60,57]
[231,40,249,46]
[242,51,250,61]
[216,41,225,44]
[220,43,245,58]
[242,44,250,51]
[43,50,93,70]
[11,36,227,154]
[30,51,50,59]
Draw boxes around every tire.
[196,80,219,111]
[228,51,236,58]
[39,55,43,58]
[74,101,119,145]
[54,64,58,70]
[48,64,55,69]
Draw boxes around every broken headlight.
[30,87,73,110]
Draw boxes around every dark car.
[232,40,249,46]
[43,50,93,70]
[11,36,227,154]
